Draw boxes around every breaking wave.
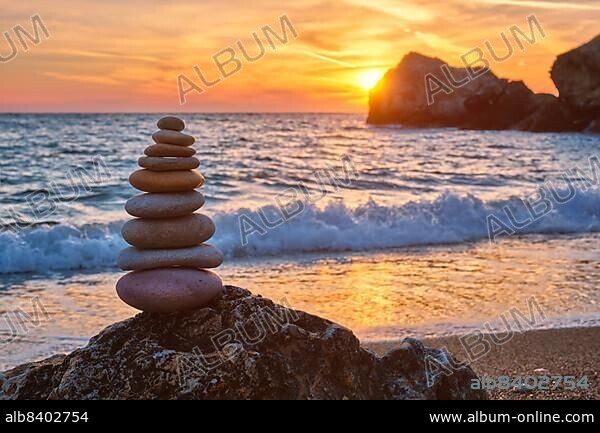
[2,191,600,274]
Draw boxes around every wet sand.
[366,327,600,400]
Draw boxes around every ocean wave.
[1,191,600,274]
[0,222,126,275]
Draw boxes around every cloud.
[344,0,436,21]
[43,72,121,86]
[295,49,357,68]
[44,49,160,63]
[475,0,600,11]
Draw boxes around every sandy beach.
[367,327,600,400]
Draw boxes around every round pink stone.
[116,268,223,313]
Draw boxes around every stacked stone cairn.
[116,116,224,313]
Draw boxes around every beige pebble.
[116,268,223,312]
[152,130,195,147]
[157,116,185,131]
[125,191,205,219]
[122,214,216,249]
[138,156,200,172]
[129,169,204,193]
[118,244,224,271]
[145,144,196,158]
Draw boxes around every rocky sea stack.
[0,287,485,400]
[368,34,600,133]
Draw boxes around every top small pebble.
[157,116,185,132]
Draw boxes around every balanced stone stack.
[116,116,224,313]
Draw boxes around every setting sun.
[357,69,386,90]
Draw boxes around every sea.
[1,113,599,370]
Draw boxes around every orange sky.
[0,0,598,113]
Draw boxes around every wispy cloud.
[43,72,121,86]
[295,48,357,68]
[475,0,600,10]
[414,32,469,55]
[45,49,160,63]
[345,0,436,21]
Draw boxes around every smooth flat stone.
[138,156,199,172]
[122,214,216,249]
[157,116,185,131]
[118,244,224,271]
[152,130,195,147]
[129,169,204,193]
[145,144,196,158]
[125,191,205,219]
[116,268,223,312]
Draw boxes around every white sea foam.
[0,222,127,274]
[1,191,600,274]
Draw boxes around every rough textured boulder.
[514,94,578,132]
[367,52,565,131]
[368,52,514,128]
[369,35,599,133]
[0,286,484,400]
[585,119,600,134]
[551,35,600,115]
[463,81,542,130]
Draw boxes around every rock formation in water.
[551,35,600,133]
[0,286,485,400]
[368,35,599,133]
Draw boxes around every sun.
[357,69,385,90]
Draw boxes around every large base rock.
[0,287,484,400]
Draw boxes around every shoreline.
[366,326,600,400]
